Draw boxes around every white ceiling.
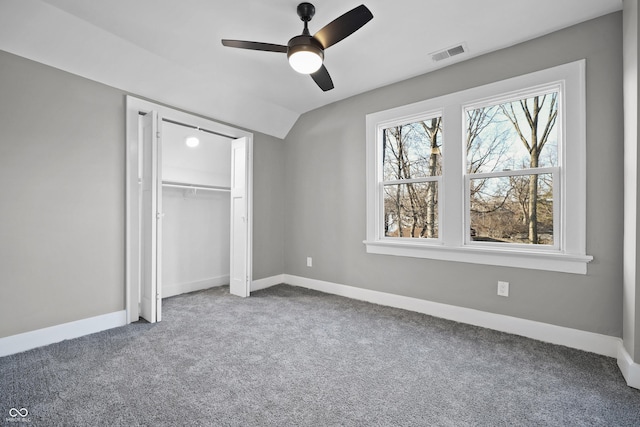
[0,0,622,138]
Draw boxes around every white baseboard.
[5,277,635,389]
[0,310,127,358]
[251,274,285,292]
[618,345,640,389]
[283,274,622,359]
[163,276,229,298]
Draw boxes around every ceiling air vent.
[430,43,467,62]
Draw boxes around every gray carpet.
[1,284,639,426]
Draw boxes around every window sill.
[363,240,593,274]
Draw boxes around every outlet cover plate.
[498,281,509,297]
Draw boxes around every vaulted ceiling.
[0,0,622,138]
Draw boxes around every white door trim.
[125,96,254,323]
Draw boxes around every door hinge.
[156,131,161,139]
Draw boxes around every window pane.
[469,173,553,245]
[466,92,558,174]
[383,117,442,182]
[384,182,438,238]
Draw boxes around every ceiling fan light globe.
[289,50,323,74]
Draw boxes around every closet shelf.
[162,181,231,193]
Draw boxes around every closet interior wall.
[160,120,232,298]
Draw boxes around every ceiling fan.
[221,3,373,92]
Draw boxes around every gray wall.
[622,0,640,361]
[252,131,286,280]
[284,12,624,336]
[0,52,124,337]
[0,50,286,338]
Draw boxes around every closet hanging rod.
[162,182,231,192]
[162,118,236,140]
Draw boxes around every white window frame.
[365,60,593,274]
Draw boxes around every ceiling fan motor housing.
[287,35,324,61]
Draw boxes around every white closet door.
[140,111,162,322]
[230,137,249,297]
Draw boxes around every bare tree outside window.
[382,117,442,238]
[466,91,558,245]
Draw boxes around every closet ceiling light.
[185,136,200,148]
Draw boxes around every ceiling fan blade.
[313,4,373,49]
[221,40,288,53]
[311,65,334,91]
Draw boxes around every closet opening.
[125,96,253,324]
[160,119,233,300]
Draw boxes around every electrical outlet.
[497,281,509,297]
[307,257,312,267]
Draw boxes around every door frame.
[125,96,254,323]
